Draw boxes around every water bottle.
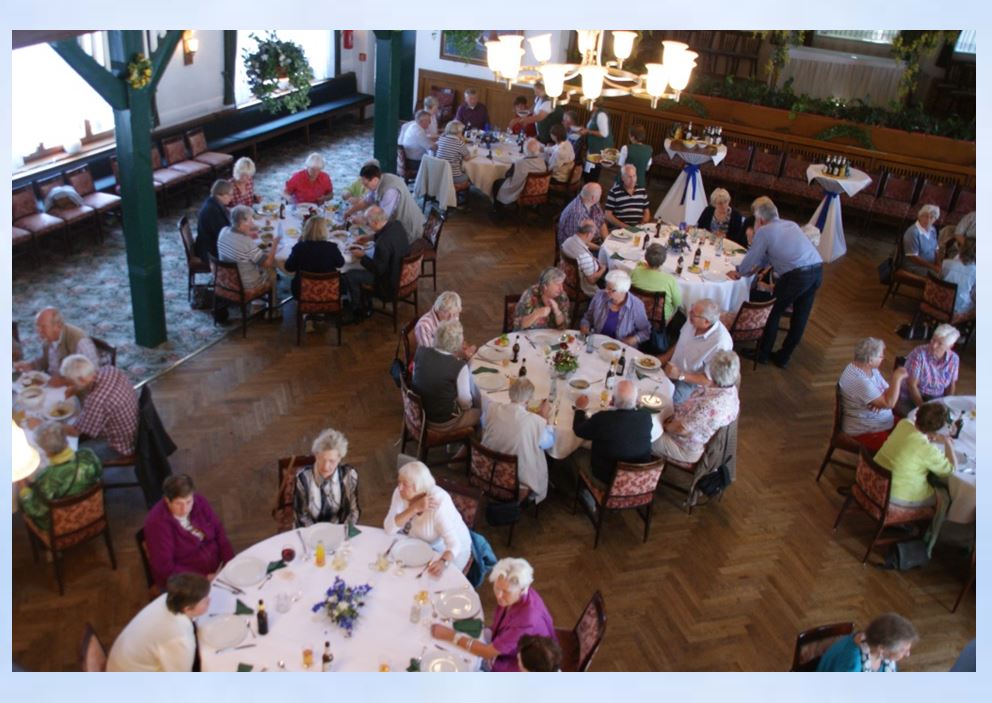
[585,334,594,354]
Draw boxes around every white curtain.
[234,30,335,106]
[778,46,904,107]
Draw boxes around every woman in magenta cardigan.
[144,473,234,591]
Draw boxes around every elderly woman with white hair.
[696,188,747,248]
[654,350,741,463]
[431,557,556,671]
[413,290,476,358]
[230,157,259,208]
[284,215,344,303]
[901,203,941,276]
[579,269,651,347]
[284,152,333,204]
[60,353,139,460]
[434,120,471,189]
[422,95,440,138]
[411,319,482,431]
[292,428,360,528]
[838,337,908,452]
[384,460,471,576]
[513,267,571,331]
[895,324,961,417]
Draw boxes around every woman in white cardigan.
[384,460,471,576]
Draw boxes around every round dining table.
[598,223,754,315]
[470,329,673,466]
[199,524,483,672]
[463,139,530,199]
[655,138,728,227]
[805,164,873,263]
[13,372,79,468]
[253,201,367,276]
[907,395,976,525]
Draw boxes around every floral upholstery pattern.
[448,492,480,530]
[273,455,313,532]
[727,302,774,342]
[212,262,243,301]
[605,463,664,509]
[299,273,341,314]
[558,255,586,303]
[574,595,605,669]
[918,180,955,212]
[519,172,551,207]
[880,173,917,202]
[469,447,519,503]
[883,502,936,525]
[402,387,425,439]
[631,289,666,326]
[397,256,422,297]
[47,488,107,550]
[920,277,957,320]
[423,210,444,250]
[722,142,753,170]
[852,455,889,520]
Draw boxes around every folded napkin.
[347,523,362,539]
[472,366,499,375]
[235,599,254,615]
[624,225,642,233]
[452,618,485,638]
[406,658,421,672]
[610,252,625,261]
[237,663,254,672]
[266,560,287,574]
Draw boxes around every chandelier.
[484,31,698,108]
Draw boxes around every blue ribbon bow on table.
[815,191,840,232]
[679,162,701,205]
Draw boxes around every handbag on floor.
[883,540,930,570]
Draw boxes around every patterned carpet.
[13,120,373,385]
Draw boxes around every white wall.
[156,30,226,127]
[339,30,376,118]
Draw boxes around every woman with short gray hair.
[435,119,471,190]
[230,157,258,207]
[895,323,962,416]
[285,151,333,204]
[838,337,907,451]
[513,267,571,331]
[654,350,741,464]
[901,203,941,276]
[292,427,360,528]
[580,269,651,346]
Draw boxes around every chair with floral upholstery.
[179,215,212,303]
[868,170,918,230]
[549,162,583,207]
[436,478,482,576]
[832,448,936,564]
[913,273,975,348]
[775,151,822,206]
[574,457,665,548]
[558,253,590,328]
[503,294,522,334]
[184,128,234,176]
[92,337,117,367]
[942,186,975,230]
[209,254,274,338]
[363,253,423,333]
[916,179,956,216]
[816,384,868,483]
[149,146,193,209]
[296,271,344,346]
[161,136,213,183]
[134,528,160,600]
[398,377,474,471]
[396,145,418,183]
[789,622,855,671]
[12,185,66,258]
[711,139,754,190]
[630,285,668,337]
[399,320,418,381]
[742,145,784,195]
[409,205,445,291]
[660,420,737,514]
[469,438,532,547]
[880,233,927,308]
[271,454,314,533]
[79,623,109,672]
[22,483,117,595]
[555,591,607,672]
[719,298,776,370]
[34,173,98,252]
[512,170,552,226]
[65,165,122,242]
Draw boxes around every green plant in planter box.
[243,32,315,114]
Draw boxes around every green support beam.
[372,31,404,174]
[398,31,417,121]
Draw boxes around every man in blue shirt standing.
[728,196,823,368]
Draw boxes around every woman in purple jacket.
[144,474,235,591]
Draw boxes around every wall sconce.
[182,30,199,66]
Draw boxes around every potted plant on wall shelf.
[243,31,315,114]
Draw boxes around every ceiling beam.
[13,30,93,50]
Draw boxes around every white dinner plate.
[634,356,662,372]
[436,588,481,620]
[610,230,632,241]
[391,538,436,567]
[293,202,318,214]
[222,556,267,589]
[473,370,508,393]
[702,271,728,283]
[44,398,78,422]
[15,371,50,391]
[421,649,471,672]
[198,615,247,650]
[529,331,559,347]
[305,523,344,552]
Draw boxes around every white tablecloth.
[199,526,482,672]
[598,224,753,315]
[470,329,672,463]
[907,396,976,525]
[463,143,520,199]
[805,165,872,263]
[14,378,79,469]
[655,139,728,227]
[257,203,364,275]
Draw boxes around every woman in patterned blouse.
[230,157,259,208]
[895,324,960,417]
[513,267,571,331]
[292,427,360,528]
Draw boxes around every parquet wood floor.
[11,187,976,672]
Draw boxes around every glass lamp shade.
[644,63,670,97]
[527,33,553,64]
[576,30,600,56]
[498,34,525,49]
[579,65,606,102]
[539,63,568,99]
[667,51,698,92]
[661,40,689,64]
[12,420,40,482]
[612,31,637,61]
[500,47,524,79]
[485,40,504,74]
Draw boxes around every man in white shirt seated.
[545,124,575,183]
[657,298,733,403]
[560,220,606,298]
[481,377,555,504]
[106,573,210,671]
[413,291,477,359]
[399,110,436,173]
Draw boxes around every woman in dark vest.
[696,187,748,249]
[618,124,653,188]
[581,102,613,183]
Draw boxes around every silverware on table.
[216,643,257,655]
[296,529,309,558]
[246,619,256,639]
[214,578,245,595]
[257,572,274,590]
[415,562,432,579]
[384,538,400,557]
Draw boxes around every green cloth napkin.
[266,560,287,574]
[406,658,421,672]
[624,225,642,233]
[235,599,254,615]
[472,366,498,375]
[452,618,484,638]
[347,523,362,539]
[237,663,254,672]
[610,252,624,261]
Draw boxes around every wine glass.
[281,545,296,563]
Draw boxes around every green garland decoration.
[242,32,315,114]
[126,53,153,90]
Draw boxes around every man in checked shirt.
[60,354,139,462]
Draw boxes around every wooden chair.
[816,384,868,482]
[134,528,160,600]
[12,185,66,257]
[92,336,117,367]
[179,215,212,302]
[469,438,532,547]
[916,179,956,217]
[363,253,423,333]
[951,548,976,613]
[503,294,522,334]
[79,623,109,672]
[556,591,607,672]
[272,455,314,533]
[913,273,975,348]
[35,173,98,252]
[660,420,736,514]
[574,458,665,548]
[399,378,474,471]
[832,448,936,564]
[630,285,668,336]
[869,171,918,230]
[296,271,344,346]
[399,320,418,380]
[943,186,975,230]
[22,483,117,595]
[437,477,483,531]
[149,146,193,208]
[880,234,927,308]
[161,136,213,182]
[396,145,418,183]
[558,253,590,328]
[209,254,274,338]
[512,171,552,227]
[65,165,122,242]
[185,128,234,175]
[409,205,445,291]
[720,298,776,370]
[789,622,855,671]
[110,155,168,211]
[549,162,583,206]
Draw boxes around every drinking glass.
[276,592,291,614]
[703,259,711,271]
[302,647,314,669]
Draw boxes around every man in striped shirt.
[217,205,280,315]
[605,165,651,228]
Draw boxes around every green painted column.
[398,31,417,120]
[372,30,403,174]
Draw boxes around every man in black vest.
[345,205,410,318]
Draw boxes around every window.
[954,30,976,55]
[234,31,336,106]
[11,35,115,164]
[814,30,899,45]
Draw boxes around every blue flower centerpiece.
[311,577,373,637]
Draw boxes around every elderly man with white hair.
[412,319,481,432]
[895,324,961,417]
[729,196,823,369]
[657,298,733,404]
[902,203,942,276]
[561,220,607,298]
[14,306,99,380]
[217,204,281,315]
[344,205,411,318]
[432,556,557,671]
[284,151,333,204]
[572,378,654,486]
[399,109,436,172]
[604,164,651,228]
[558,182,608,245]
[481,378,555,504]
[384,460,471,575]
[60,353,139,460]
[654,350,741,464]
[414,291,477,358]
[492,138,550,212]
[292,427,361,528]
[579,269,651,347]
